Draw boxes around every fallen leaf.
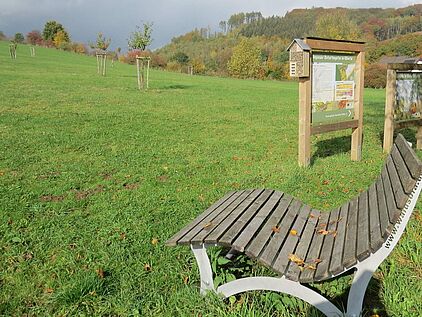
[89,291,97,296]
[96,268,105,279]
[119,232,126,240]
[272,226,280,233]
[313,258,322,264]
[23,253,33,260]
[198,194,205,202]
[203,222,213,229]
[309,213,317,218]
[183,275,189,284]
[305,264,317,270]
[317,229,329,235]
[290,229,298,236]
[144,263,152,272]
[44,288,54,294]
[151,238,159,245]
[288,253,304,266]
[232,156,240,161]
[322,180,330,185]
[7,218,13,225]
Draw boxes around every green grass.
[0,41,421,316]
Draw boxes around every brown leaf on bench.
[305,264,317,270]
[317,229,329,235]
[272,226,280,233]
[288,253,304,266]
[290,229,298,236]
[203,222,213,229]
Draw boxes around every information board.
[311,53,357,124]
[394,72,422,121]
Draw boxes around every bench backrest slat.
[391,144,416,194]
[375,176,391,239]
[386,156,408,209]
[381,165,400,225]
[356,191,370,261]
[342,197,359,269]
[368,183,384,252]
[395,134,422,179]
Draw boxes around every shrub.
[227,38,262,79]
[26,30,43,45]
[14,33,24,43]
[166,61,181,72]
[364,63,387,88]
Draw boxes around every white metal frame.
[190,175,422,317]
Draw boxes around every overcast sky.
[0,0,418,50]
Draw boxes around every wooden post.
[383,69,396,153]
[417,127,422,150]
[30,47,35,57]
[146,59,150,89]
[96,54,100,74]
[351,51,365,161]
[298,76,312,167]
[102,54,107,76]
[136,57,141,90]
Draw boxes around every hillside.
[155,5,422,81]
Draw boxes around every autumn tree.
[26,30,43,45]
[227,38,262,79]
[171,52,189,65]
[128,22,153,51]
[315,11,361,40]
[14,33,24,43]
[43,20,67,41]
[53,30,70,48]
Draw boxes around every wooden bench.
[166,134,422,317]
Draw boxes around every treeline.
[155,4,422,84]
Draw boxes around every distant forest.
[151,5,422,87]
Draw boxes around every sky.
[0,0,418,51]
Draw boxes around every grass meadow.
[0,41,421,316]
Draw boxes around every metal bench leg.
[346,267,376,317]
[217,276,343,317]
[191,244,215,294]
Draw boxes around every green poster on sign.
[312,53,357,124]
[394,72,422,121]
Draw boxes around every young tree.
[227,38,262,79]
[43,20,66,41]
[128,22,153,51]
[14,33,24,43]
[93,32,111,51]
[27,30,44,45]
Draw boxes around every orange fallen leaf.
[151,238,159,245]
[272,226,280,233]
[317,229,329,235]
[313,258,322,264]
[44,288,54,294]
[322,180,330,185]
[305,264,317,270]
[96,268,105,279]
[288,253,304,266]
[203,222,213,229]
[119,232,126,240]
[183,275,189,284]
[290,229,298,236]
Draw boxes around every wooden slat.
[391,144,417,193]
[245,195,293,258]
[376,176,391,238]
[394,119,422,130]
[299,211,330,283]
[315,208,340,281]
[387,63,422,71]
[342,197,358,269]
[356,191,370,261]
[285,209,320,281]
[311,120,358,135]
[258,200,302,267]
[305,38,365,52]
[204,189,267,244]
[191,190,262,244]
[381,165,400,225]
[228,191,282,251]
[386,156,408,209]
[329,202,349,276]
[177,190,251,245]
[368,183,383,252]
[272,205,311,275]
[395,134,422,179]
[165,191,236,246]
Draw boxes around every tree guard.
[9,43,17,59]
[30,46,35,57]
[136,56,151,90]
[96,52,107,76]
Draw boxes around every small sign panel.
[311,53,357,124]
[394,72,422,121]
